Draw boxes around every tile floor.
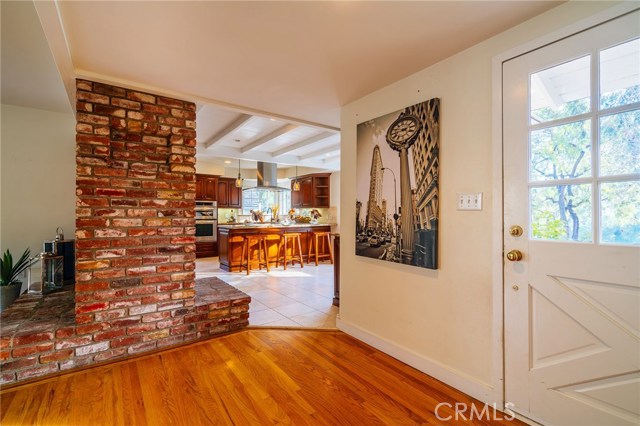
[195,257,339,328]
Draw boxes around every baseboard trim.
[337,317,500,406]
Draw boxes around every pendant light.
[235,159,243,188]
[292,166,300,191]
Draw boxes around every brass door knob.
[506,250,523,262]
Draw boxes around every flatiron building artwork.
[356,98,440,270]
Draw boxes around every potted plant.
[0,248,31,311]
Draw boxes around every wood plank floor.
[1,329,525,426]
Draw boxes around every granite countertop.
[218,222,335,229]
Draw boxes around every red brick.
[128,91,156,104]
[142,275,171,285]
[77,90,110,105]
[75,281,110,292]
[16,363,59,381]
[157,264,182,273]
[76,218,109,228]
[13,332,54,347]
[170,325,193,336]
[95,228,127,238]
[93,269,126,279]
[1,357,37,372]
[128,229,157,237]
[126,285,157,296]
[127,266,156,276]
[110,335,143,348]
[127,341,157,355]
[112,218,143,227]
[94,328,126,341]
[96,188,126,197]
[77,113,109,125]
[0,350,10,361]
[75,322,110,336]
[40,350,74,364]
[111,237,143,247]
[94,348,127,362]
[12,343,54,358]
[55,327,76,339]
[94,309,127,322]
[77,260,110,270]
[112,97,141,110]
[75,341,110,356]
[112,258,143,268]
[76,302,109,314]
[127,323,156,335]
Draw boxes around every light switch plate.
[457,193,483,211]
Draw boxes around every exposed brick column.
[75,80,197,353]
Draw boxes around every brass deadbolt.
[506,250,523,262]
[509,225,523,237]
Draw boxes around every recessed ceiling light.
[234,139,241,143]
[224,160,231,164]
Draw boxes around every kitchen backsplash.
[219,207,336,224]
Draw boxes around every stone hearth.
[0,278,249,385]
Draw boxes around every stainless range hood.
[243,162,290,192]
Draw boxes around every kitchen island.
[218,223,333,272]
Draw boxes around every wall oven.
[195,201,217,242]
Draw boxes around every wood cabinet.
[217,177,242,208]
[195,174,218,201]
[195,241,217,258]
[291,173,331,208]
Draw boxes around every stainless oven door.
[195,219,217,242]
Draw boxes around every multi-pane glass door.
[529,37,639,245]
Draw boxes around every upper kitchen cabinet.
[291,173,331,208]
[217,177,242,208]
[195,174,218,201]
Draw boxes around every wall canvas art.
[356,98,440,269]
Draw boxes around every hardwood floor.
[1,329,525,426]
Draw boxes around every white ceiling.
[2,0,563,171]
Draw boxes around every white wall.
[338,1,620,405]
[1,104,76,285]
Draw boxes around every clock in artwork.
[355,98,440,270]
[386,115,422,152]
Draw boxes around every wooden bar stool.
[229,235,247,273]
[242,234,270,275]
[263,233,281,270]
[278,232,304,270]
[307,231,334,266]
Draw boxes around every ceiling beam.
[322,152,341,163]
[33,1,76,114]
[241,124,299,153]
[75,69,340,133]
[299,144,340,161]
[271,131,334,157]
[204,114,252,148]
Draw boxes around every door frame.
[490,1,639,418]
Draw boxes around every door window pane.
[530,56,590,124]
[600,38,640,109]
[600,180,640,245]
[530,120,591,181]
[599,109,640,176]
[531,184,592,242]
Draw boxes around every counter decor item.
[0,248,31,311]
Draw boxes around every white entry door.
[503,10,640,426]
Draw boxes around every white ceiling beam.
[204,114,253,148]
[271,131,334,157]
[322,152,341,163]
[75,69,340,133]
[299,144,341,161]
[241,123,299,153]
[200,145,337,170]
[33,1,76,114]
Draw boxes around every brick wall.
[75,80,198,340]
[0,80,250,385]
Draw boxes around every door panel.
[503,10,640,426]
